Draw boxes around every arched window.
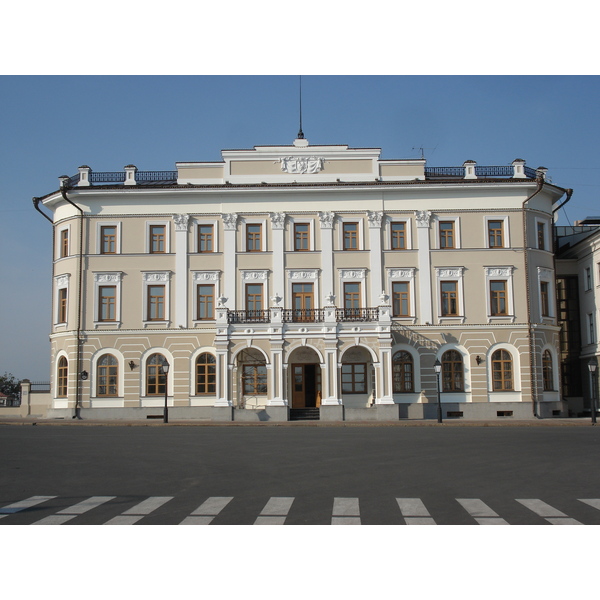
[146,353,166,396]
[392,351,414,393]
[57,356,68,397]
[237,348,267,396]
[97,354,118,397]
[442,350,464,392]
[491,349,513,391]
[196,353,216,395]
[542,350,554,391]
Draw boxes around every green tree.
[0,372,21,403]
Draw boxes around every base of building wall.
[46,406,215,420]
[320,405,345,421]
[233,407,289,422]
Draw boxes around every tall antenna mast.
[297,75,304,139]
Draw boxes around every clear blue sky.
[1,74,599,380]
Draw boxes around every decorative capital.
[367,210,384,228]
[222,213,238,231]
[270,212,286,230]
[173,214,190,232]
[318,211,335,229]
[280,156,324,174]
[415,210,432,228]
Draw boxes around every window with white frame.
[389,220,410,250]
[484,267,515,320]
[585,266,593,291]
[387,268,416,320]
[435,267,465,320]
[242,219,267,252]
[93,272,123,326]
[338,217,364,251]
[193,272,220,321]
[57,225,70,259]
[535,218,549,251]
[537,267,555,319]
[54,274,70,326]
[145,221,170,254]
[588,313,596,344]
[338,269,367,310]
[436,217,460,249]
[288,217,316,252]
[485,216,510,249]
[97,222,121,255]
[195,219,219,253]
[142,272,171,324]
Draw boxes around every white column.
[222,213,238,308]
[415,210,433,324]
[319,212,335,307]
[367,211,384,306]
[321,343,341,405]
[270,212,286,305]
[173,214,190,328]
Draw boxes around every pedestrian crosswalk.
[1,495,599,525]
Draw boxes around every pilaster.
[222,213,238,309]
[367,210,383,306]
[173,214,189,328]
[415,210,433,324]
[270,212,286,306]
[319,211,335,308]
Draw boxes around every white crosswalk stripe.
[104,497,174,525]
[179,497,233,525]
[456,498,509,525]
[332,497,361,525]
[578,499,600,511]
[33,496,116,525]
[0,496,57,520]
[396,498,436,525]
[516,499,583,525]
[254,497,295,525]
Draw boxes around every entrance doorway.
[291,363,320,408]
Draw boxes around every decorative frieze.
[93,272,122,284]
[142,271,171,283]
[537,267,553,281]
[288,269,319,280]
[280,156,324,174]
[436,267,465,279]
[193,271,220,282]
[55,274,70,288]
[241,270,269,281]
[339,269,366,280]
[485,266,514,278]
[387,268,416,280]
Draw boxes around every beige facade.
[36,139,570,420]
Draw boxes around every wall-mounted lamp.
[129,360,137,371]
[80,370,88,381]
[475,355,483,366]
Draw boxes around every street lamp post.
[588,358,597,425]
[161,359,170,424]
[434,359,443,424]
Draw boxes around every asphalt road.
[2,424,599,525]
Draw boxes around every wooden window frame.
[537,221,546,250]
[490,280,508,316]
[246,224,263,252]
[57,356,68,398]
[147,285,166,321]
[441,281,459,316]
[341,363,367,394]
[343,222,359,250]
[392,282,410,317]
[390,222,407,250]
[58,288,68,324]
[488,220,505,249]
[540,281,550,317]
[294,223,310,251]
[542,350,554,392]
[198,224,214,253]
[441,350,464,392]
[146,353,167,396]
[245,283,263,314]
[195,353,217,395]
[344,282,361,310]
[439,221,455,249]
[100,226,117,255]
[491,349,514,391]
[150,225,166,254]
[60,229,69,258]
[242,364,267,396]
[98,285,117,322]
[392,351,414,393]
[97,354,118,397]
[196,284,215,320]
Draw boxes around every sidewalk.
[0,416,596,428]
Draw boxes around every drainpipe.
[59,181,85,419]
[522,175,546,417]
[32,197,54,224]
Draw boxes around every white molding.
[96,221,122,255]
[387,268,416,319]
[484,266,515,322]
[142,271,171,325]
[435,266,465,322]
[338,216,364,251]
[145,220,171,254]
[484,215,510,249]
[386,217,412,250]
[241,218,267,252]
[287,216,316,252]
[193,218,219,253]
[435,215,461,249]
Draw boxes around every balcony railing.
[336,308,379,322]
[282,309,326,323]
[228,310,271,324]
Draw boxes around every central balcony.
[226,307,380,324]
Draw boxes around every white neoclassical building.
[34,138,570,421]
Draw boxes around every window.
[439,221,455,249]
[491,349,513,391]
[344,282,361,310]
[542,350,554,391]
[341,363,367,394]
[246,283,263,316]
[60,229,69,258]
[294,223,310,251]
[392,282,410,317]
[392,351,414,393]
[586,267,592,291]
[488,220,504,248]
[98,286,117,321]
[442,350,464,392]
[196,353,216,395]
[343,222,359,250]
[390,222,406,250]
[57,356,68,397]
[146,353,167,396]
[58,288,68,323]
[97,354,118,397]
[150,225,166,254]
[537,222,546,250]
[197,285,215,320]
[540,281,550,317]
[292,283,314,321]
[441,281,458,316]
[100,226,117,254]
[148,285,166,321]
[246,224,262,252]
[490,281,508,316]
[589,313,596,344]
[198,225,214,253]
[242,364,267,395]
